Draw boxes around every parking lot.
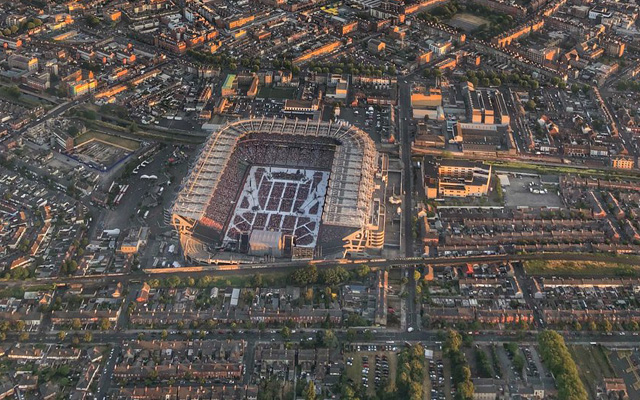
[609,348,640,398]
[502,175,564,208]
[340,106,392,143]
[345,345,398,396]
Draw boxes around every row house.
[114,363,242,380]
[476,309,534,324]
[130,307,341,326]
[51,309,120,325]
[117,384,258,400]
[543,309,640,324]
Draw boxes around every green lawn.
[489,160,640,181]
[74,130,140,151]
[524,259,640,277]
[569,345,616,399]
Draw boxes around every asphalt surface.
[398,80,414,258]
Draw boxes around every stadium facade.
[171,117,383,262]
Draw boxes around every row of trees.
[503,342,525,375]
[475,347,494,378]
[616,79,640,92]
[568,319,639,332]
[308,57,395,77]
[459,70,541,90]
[538,330,588,400]
[0,18,42,37]
[290,264,370,286]
[147,275,235,289]
[397,343,426,400]
[444,330,474,400]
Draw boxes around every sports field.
[448,13,489,32]
[74,131,140,152]
[256,86,297,99]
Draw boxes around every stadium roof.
[249,230,283,257]
[173,117,377,229]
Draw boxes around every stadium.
[171,117,385,263]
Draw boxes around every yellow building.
[367,39,386,54]
[68,79,97,98]
[612,156,634,170]
[119,227,149,254]
[424,158,492,199]
[411,87,442,108]
[104,9,122,22]
[293,41,341,65]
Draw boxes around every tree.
[86,15,100,27]
[166,276,181,288]
[354,264,370,279]
[525,100,536,112]
[445,329,462,353]
[303,381,316,400]
[99,318,111,331]
[457,381,475,400]
[281,326,291,339]
[84,331,93,342]
[14,320,25,332]
[250,273,264,287]
[18,332,29,342]
[161,329,168,340]
[58,331,67,341]
[291,265,318,286]
[321,329,338,348]
[346,328,356,342]
[321,266,349,285]
[538,330,588,400]
[4,85,21,99]
[413,270,421,282]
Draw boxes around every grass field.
[74,131,140,151]
[524,259,640,277]
[448,13,489,32]
[569,345,616,399]
[489,160,640,181]
[257,86,297,99]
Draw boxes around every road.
[9,328,640,350]
[397,80,414,258]
[95,346,119,399]
[513,262,545,329]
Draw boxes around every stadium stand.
[172,117,378,261]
